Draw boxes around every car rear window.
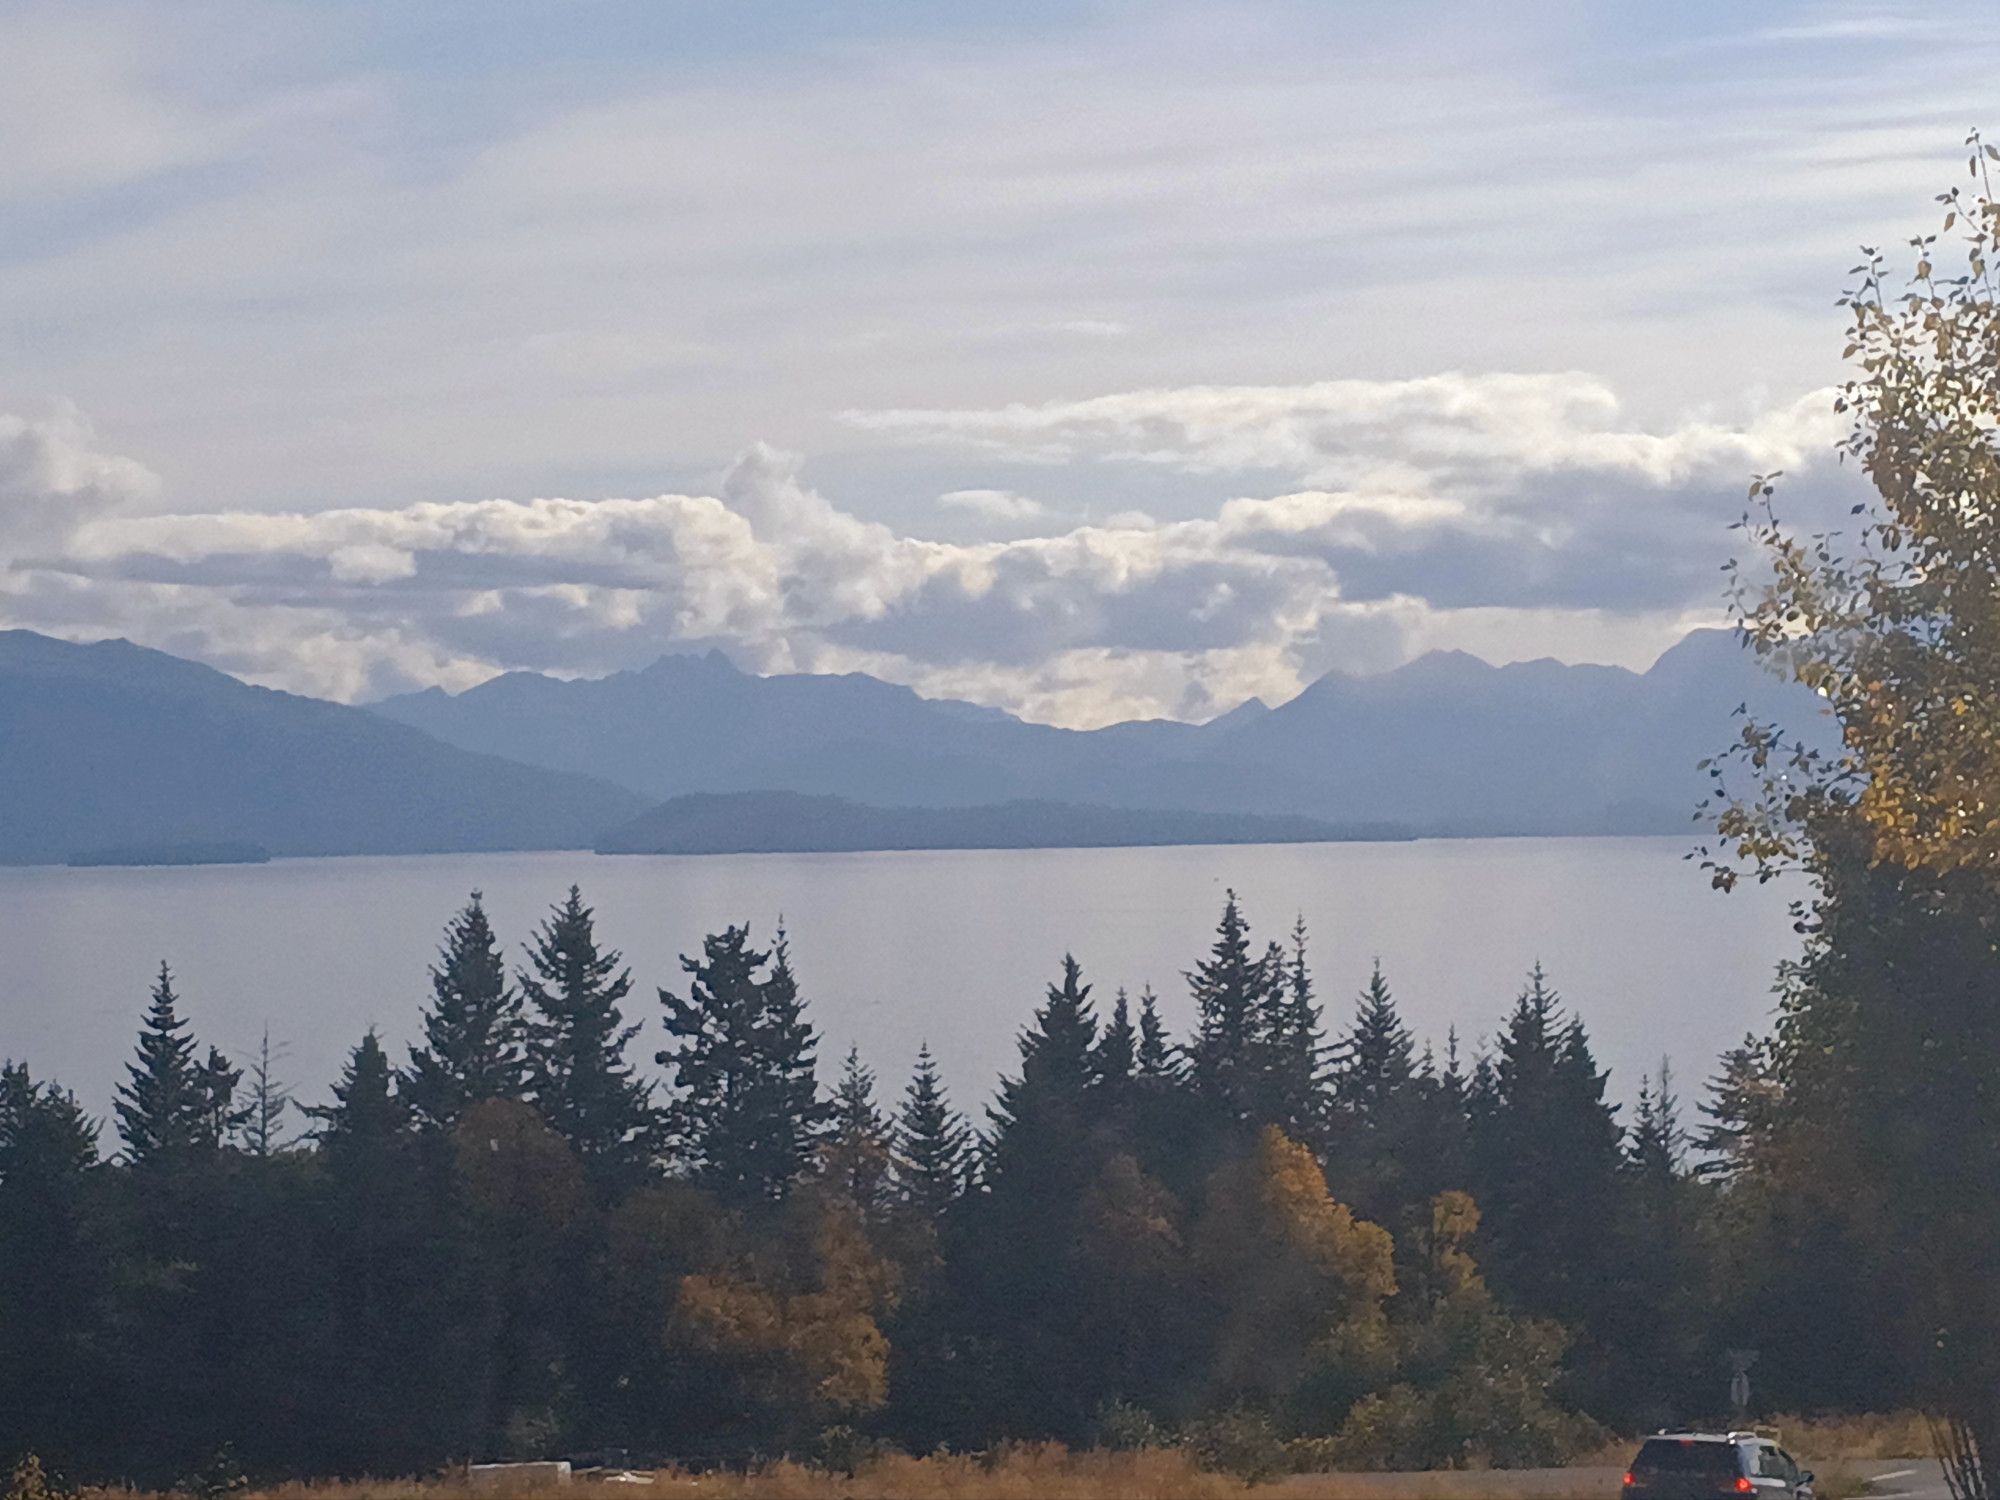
[1636,1440,1742,1476]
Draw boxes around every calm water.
[0,837,1799,1123]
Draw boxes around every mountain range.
[596,791,1401,856]
[377,628,1828,838]
[0,631,646,865]
[0,625,1828,865]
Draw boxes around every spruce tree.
[1469,963,1625,1366]
[749,925,829,1194]
[986,952,1100,1187]
[199,1044,247,1150]
[1399,1027,1472,1215]
[823,1045,894,1222]
[966,955,1115,1438]
[243,1028,293,1157]
[1615,1060,1707,1426]
[1094,988,1138,1098]
[1697,1035,1779,1180]
[1185,891,1271,1119]
[1628,1061,1688,1186]
[309,1030,412,1157]
[894,1043,970,1223]
[520,885,654,1194]
[0,1061,102,1465]
[303,1031,434,1473]
[1256,916,1328,1139]
[116,962,213,1170]
[1335,960,1416,1117]
[404,893,525,1134]
[1326,961,1419,1220]
[658,922,830,1208]
[1136,985,1178,1080]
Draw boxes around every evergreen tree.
[1398,1028,1472,1215]
[894,1043,970,1224]
[1184,892,1272,1119]
[658,922,830,1208]
[986,953,1100,1187]
[116,963,214,1170]
[1094,987,1138,1104]
[243,1028,293,1158]
[1135,985,1178,1080]
[961,955,1119,1440]
[1697,1035,1780,1181]
[1256,916,1328,1139]
[1614,1059,1708,1426]
[303,1032,434,1474]
[1628,1061,1688,1186]
[520,885,654,1193]
[1335,960,1416,1117]
[404,893,525,1134]
[1469,963,1625,1399]
[1326,961,1420,1220]
[822,1045,894,1222]
[199,1044,247,1149]
[309,1030,411,1157]
[0,1061,103,1468]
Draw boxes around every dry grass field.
[62,1415,1933,1500]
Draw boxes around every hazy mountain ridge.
[375,629,1831,836]
[597,791,1405,855]
[0,631,650,865]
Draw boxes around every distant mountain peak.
[1205,696,1271,730]
[1390,648,1495,680]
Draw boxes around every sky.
[0,0,1990,727]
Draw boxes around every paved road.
[1276,1461,1950,1500]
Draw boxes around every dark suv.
[1622,1433,1816,1500]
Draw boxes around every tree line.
[0,882,1903,1485]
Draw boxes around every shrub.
[1181,1408,1288,1484]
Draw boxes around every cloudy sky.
[0,1,1988,726]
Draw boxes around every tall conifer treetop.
[895,1042,971,1222]
[658,921,830,1208]
[1186,892,1266,1114]
[521,884,654,1192]
[986,952,1100,1188]
[307,1030,412,1160]
[1337,960,1416,1116]
[404,892,526,1134]
[116,962,215,1170]
[1135,985,1178,1080]
[823,1045,894,1222]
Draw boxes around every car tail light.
[1736,1478,1755,1493]
[1623,1474,1636,1489]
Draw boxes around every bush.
[1093,1399,1170,1452]
[1330,1378,1602,1471]
[812,1424,895,1474]
[1,1455,61,1500]
[1180,1408,1288,1484]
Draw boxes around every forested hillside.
[0,888,1901,1484]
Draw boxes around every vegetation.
[1704,132,2000,1500]
[6,132,1996,1500]
[0,879,1918,1487]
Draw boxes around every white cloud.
[0,375,1858,725]
[0,406,159,553]
[847,374,1842,492]
[937,488,1049,523]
